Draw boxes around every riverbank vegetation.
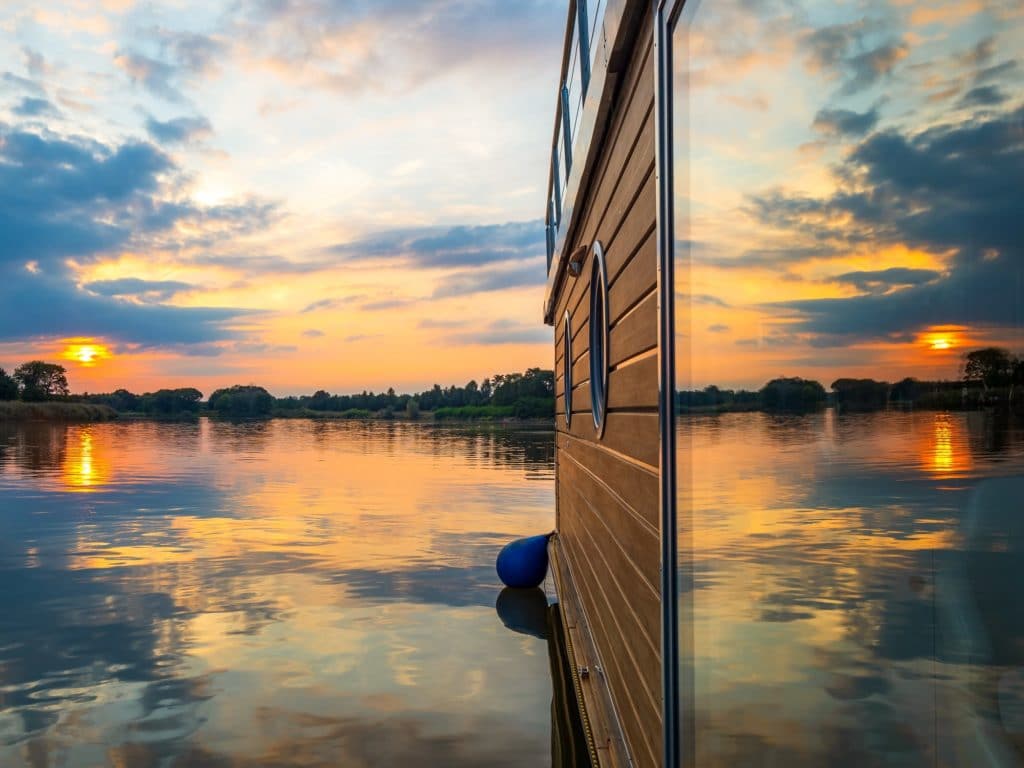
[1,360,556,422]
[677,348,1024,414]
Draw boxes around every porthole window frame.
[589,241,610,438]
[563,309,573,427]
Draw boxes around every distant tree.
[141,388,202,415]
[963,347,1013,391]
[890,377,920,403]
[405,398,420,419]
[209,385,274,416]
[0,368,18,400]
[13,361,69,401]
[760,377,826,412]
[831,378,890,411]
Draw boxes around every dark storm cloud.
[755,105,1024,343]
[812,107,879,137]
[12,97,59,118]
[84,278,195,302]
[330,220,544,269]
[145,114,212,144]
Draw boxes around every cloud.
[0,273,245,346]
[360,298,414,311]
[432,262,543,299]
[12,97,60,118]
[707,324,731,333]
[754,104,1024,344]
[300,297,356,313]
[957,85,1007,107]
[812,107,879,137]
[145,114,212,144]
[84,278,195,302]
[115,51,184,101]
[302,329,324,338]
[331,220,544,269]
[231,0,562,94]
[115,31,224,102]
[830,268,941,295]
[1,71,44,96]
[418,318,467,329]
[0,124,276,348]
[0,125,173,266]
[446,319,548,346]
[22,47,48,78]
[802,22,907,95]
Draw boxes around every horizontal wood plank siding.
[549,10,660,768]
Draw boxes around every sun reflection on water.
[62,429,108,492]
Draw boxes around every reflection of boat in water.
[495,588,594,767]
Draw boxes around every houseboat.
[543,0,1023,766]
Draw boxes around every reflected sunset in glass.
[672,0,1024,763]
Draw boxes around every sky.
[674,0,1023,390]
[2,0,1022,398]
[0,0,564,395]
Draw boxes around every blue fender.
[496,532,552,589]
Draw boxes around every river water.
[0,419,555,767]
[5,412,1023,767]
[681,409,1024,766]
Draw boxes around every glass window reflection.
[671,0,1024,765]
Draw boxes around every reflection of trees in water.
[682,410,1024,764]
[0,422,68,476]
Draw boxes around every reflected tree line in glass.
[671,0,1023,764]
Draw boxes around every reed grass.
[0,401,118,422]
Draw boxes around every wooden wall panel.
[549,9,660,768]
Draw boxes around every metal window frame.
[564,310,574,428]
[589,241,610,438]
[655,0,688,765]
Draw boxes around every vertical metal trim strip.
[654,0,681,764]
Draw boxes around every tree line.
[0,361,556,420]
[678,347,1024,414]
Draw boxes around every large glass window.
[667,0,1024,764]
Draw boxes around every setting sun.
[62,340,112,368]
[920,327,966,353]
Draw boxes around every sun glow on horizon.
[62,340,112,368]
[920,327,967,354]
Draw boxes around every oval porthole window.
[589,241,609,438]
[563,310,573,428]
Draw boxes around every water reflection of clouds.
[679,411,1024,765]
[0,421,554,764]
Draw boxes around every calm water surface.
[681,409,1024,766]
[0,419,555,767]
